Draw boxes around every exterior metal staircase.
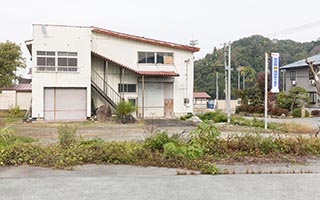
[91,69,121,109]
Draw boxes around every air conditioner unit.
[310,80,316,86]
[291,80,296,86]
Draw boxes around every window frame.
[118,84,137,93]
[289,71,296,81]
[57,51,78,72]
[138,51,174,65]
[36,50,78,72]
[36,51,56,71]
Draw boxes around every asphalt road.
[0,165,320,200]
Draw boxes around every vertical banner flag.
[271,53,280,93]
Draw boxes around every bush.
[115,100,136,123]
[270,108,289,116]
[311,110,320,116]
[58,125,77,146]
[197,111,227,123]
[292,108,309,118]
[236,105,264,114]
[116,100,136,116]
[180,113,193,120]
[292,108,301,118]
[189,121,220,147]
[8,105,24,117]
[143,131,179,152]
[200,163,220,175]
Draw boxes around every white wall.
[31,25,92,119]
[0,91,16,110]
[16,91,32,110]
[91,56,138,105]
[91,32,195,117]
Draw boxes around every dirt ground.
[6,119,197,144]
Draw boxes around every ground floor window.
[308,92,317,104]
[128,98,136,106]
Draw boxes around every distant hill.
[194,35,320,99]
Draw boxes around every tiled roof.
[193,92,211,98]
[2,84,32,91]
[92,27,200,52]
[91,51,179,77]
[281,53,320,69]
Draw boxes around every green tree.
[288,86,309,111]
[276,87,309,111]
[0,41,26,88]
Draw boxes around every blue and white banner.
[270,53,280,93]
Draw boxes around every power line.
[266,20,320,37]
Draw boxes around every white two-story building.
[25,24,199,120]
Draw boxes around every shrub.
[254,106,264,114]
[58,124,77,146]
[115,100,136,116]
[311,110,320,116]
[305,110,310,117]
[270,108,289,116]
[115,100,136,123]
[8,105,24,117]
[163,142,186,158]
[197,111,227,123]
[292,108,309,118]
[143,131,178,151]
[200,163,220,175]
[180,113,193,120]
[247,105,255,113]
[189,121,220,147]
[292,108,301,118]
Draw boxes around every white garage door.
[44,88,87,120]
[139,83,164,117]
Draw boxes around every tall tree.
[0,41,26,88]
[306,60,320,101]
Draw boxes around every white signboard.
[271,53,280,93]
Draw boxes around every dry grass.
[280,122,316,134]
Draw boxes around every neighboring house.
[193,92,211,108]
[0,84,32,110]
[25,24,199,120]
[280,54,320,106]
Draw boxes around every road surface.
[0,165,319,200]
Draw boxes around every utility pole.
[227,41,231,124]
[216,71,219,100]
[237,66,240,90]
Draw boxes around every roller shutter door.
[44,88,86,120]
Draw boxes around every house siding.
[91,32,194,115]
[31,25,92,119]
[284,67,319,104]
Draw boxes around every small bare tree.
[306,60,320,103]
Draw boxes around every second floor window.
[138,52,173,64]
[37,51,56,66]
[58,52,78,67]
[36,51,78,72]
[290,71,296,81]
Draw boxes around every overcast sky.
[2,0,320,77]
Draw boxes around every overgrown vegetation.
[0,126,36,147]
[1,122,320,175]
[115,100,136,123]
